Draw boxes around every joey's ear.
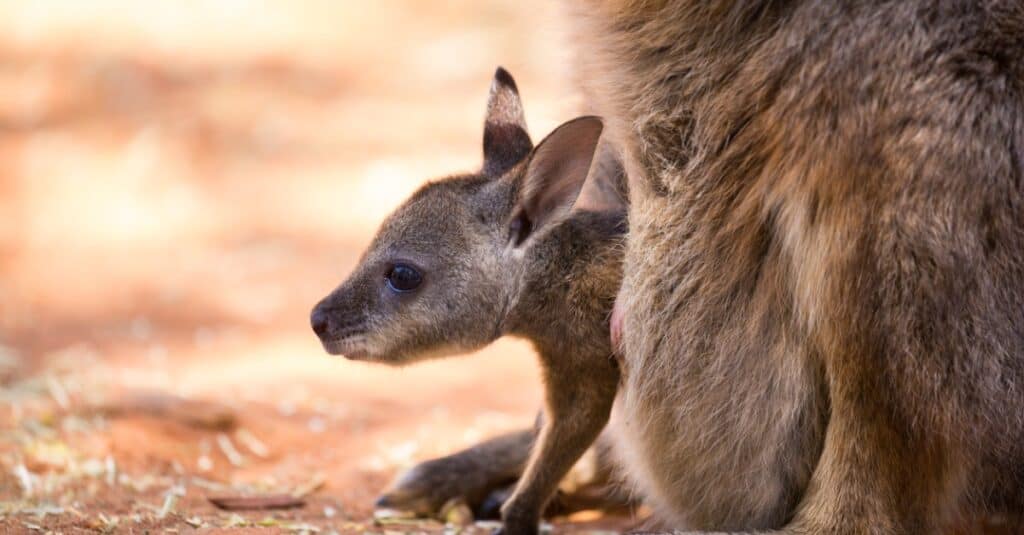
[508,116,603,246]
[482,67,532,177]
[574,137,628,214]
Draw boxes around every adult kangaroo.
[565,1,1024,533]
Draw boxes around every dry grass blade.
[13,464,35,497]
[157,485,186,519]
[291,472,326,498]
[104,455,116,486]
[215,433,245,467]
[235,428,270,458]
[45,376,70,410]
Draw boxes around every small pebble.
[440,498,473,527]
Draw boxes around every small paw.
[499,501,541,535]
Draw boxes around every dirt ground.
[0,2,636,533]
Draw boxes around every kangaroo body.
[565,1,1024,532]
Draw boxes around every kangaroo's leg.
[782,366,965,535]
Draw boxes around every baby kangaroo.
[311,68,626,535]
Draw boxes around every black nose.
[311,307,330,337]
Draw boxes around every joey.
[312,67,627,535]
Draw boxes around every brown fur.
[376,428,536,518]
[561,0,1024,532]
[311,69,628,534]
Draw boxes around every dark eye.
[386,264,423,293]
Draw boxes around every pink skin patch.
[610,297,625,354]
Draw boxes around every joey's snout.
[310,306,330,338]
[310,294,371,359]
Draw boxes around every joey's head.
[311,67,612,364]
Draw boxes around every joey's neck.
[501,211,625,353]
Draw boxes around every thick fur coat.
[563,1,1024,532]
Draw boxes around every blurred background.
[0,1,597,532]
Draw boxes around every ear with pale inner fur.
[482,67,533,177]
[508,116,604,246]
[575,137,628,214]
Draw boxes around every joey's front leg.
[499,359,619,535]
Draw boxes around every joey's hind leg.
[375,429,534,518]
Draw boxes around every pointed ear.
[574,138,628,214]
[508,116,604,246]
[482,67,533,177]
